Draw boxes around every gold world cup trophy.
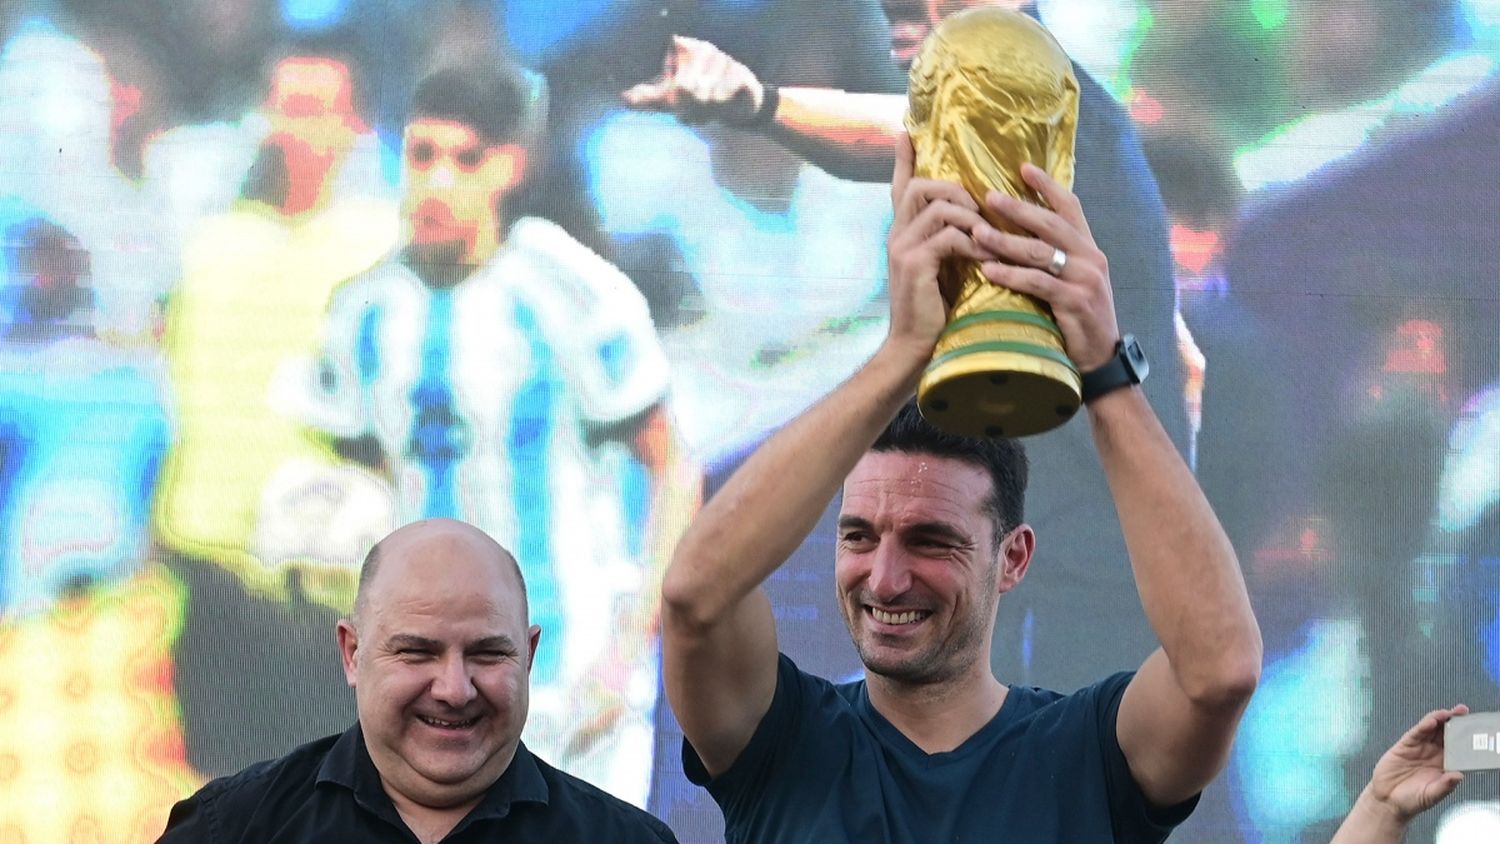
[907,8,1081,438]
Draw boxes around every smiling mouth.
[413,199,458,228]
[868,607,931,626]
[418,714,480,731]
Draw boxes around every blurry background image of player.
[881,0,1031,68]
[69,0,280,125]
[305,58,699,807]
[159,38,395,585]
[0,214,168,620]
[0,210,184,840]
[249,49,379,215]
[397,96,529,288]
[0,7,184,348]
[242,43,402,595]
[154,37,399,780]
[560,0,901,470]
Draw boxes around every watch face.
[1123,334,1149,381]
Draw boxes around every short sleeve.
[302,277,380,440]
[506,218,670,426]
[681,653,809,819]
[1090,671,1201,840]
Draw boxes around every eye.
[910,532,965,555]
[407,141,436,169]
[454,148,483,171]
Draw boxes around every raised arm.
[972,163,1262,808]
[660,137,999,776]
[622,35,903,183]
[629,405,703,625]
[553,402,701,761]
[1331,704,1469,844]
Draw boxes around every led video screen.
[1,1,1497,841]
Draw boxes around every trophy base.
[917,346,1081,438]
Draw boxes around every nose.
[867,542,913,604]
[428,654,478,708]
[429,163,455,189]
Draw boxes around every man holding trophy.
[627,0,1189,708]
[659,9,1260,840]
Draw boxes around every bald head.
[352,519,526,625]
[338,518,540,808]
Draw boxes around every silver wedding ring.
[1045,247,1068,277]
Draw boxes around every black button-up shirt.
[159,725,678,842]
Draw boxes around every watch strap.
[1080,335,1146,403]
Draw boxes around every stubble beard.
[844,568,1000,688]
[403,240,476,289]
[839,592,980,687]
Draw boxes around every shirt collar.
[316,724,550,827]
[467,740,550,822]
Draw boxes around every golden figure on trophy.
[907,7,1081,438]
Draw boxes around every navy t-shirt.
[684,655,1197,843]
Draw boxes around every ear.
[525,624,542,673]
[492,144,527,192]
[996,524,1035,594]
[336,619,360,689]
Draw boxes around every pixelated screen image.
[0,1,1497,841]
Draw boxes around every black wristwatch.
[746,82,780,127]
[1080,334,1149,403]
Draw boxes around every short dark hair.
[870,401,1028,546]
[408,61,535,148]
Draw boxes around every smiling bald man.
[160,518,677,843]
